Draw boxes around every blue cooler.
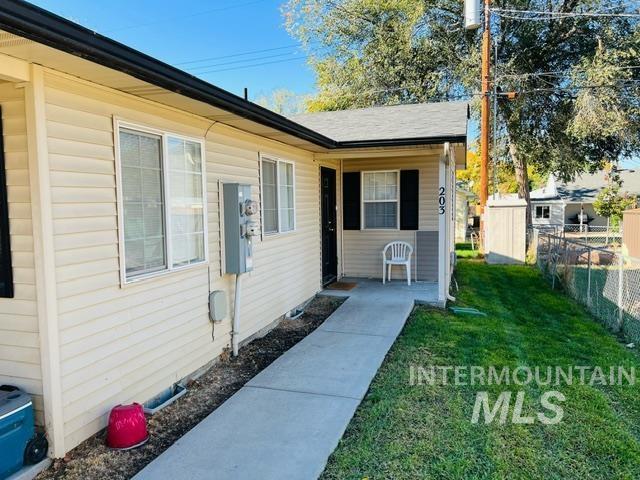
[0,386,47,479]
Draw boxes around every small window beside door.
[117,125,207,283]
[260,156,296,235]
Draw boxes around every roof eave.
[531,197,563,202]
[336,135,467,149]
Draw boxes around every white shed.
[455,188,475,242]
[484,198,527,264]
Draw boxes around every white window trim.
[360,169,400,231]
[259,154,296,236]
[114,119,209,286]
[535,204,551,219]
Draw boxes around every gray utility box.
[223,183,258,274]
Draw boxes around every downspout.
[339,158,345,279]
[232,273,242,356]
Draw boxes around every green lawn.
[321,261,640,480]
[456,242,482,259]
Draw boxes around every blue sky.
[30,0,316,100]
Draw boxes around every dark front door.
[321,167,338,285]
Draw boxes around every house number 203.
[438,187,446,215]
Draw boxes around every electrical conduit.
[232,273,242,356]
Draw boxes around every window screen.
[168,137,205,267]
[261,157,295,234]
[279,162,295,232]
[120,129,166,278]
[362,171,399,229]
[261,159,278,234]
[119,127,207,282]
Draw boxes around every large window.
[118,125,206,282]
[362,171,399,229]
[260,156,295,234]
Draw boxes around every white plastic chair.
[382,241,413,285]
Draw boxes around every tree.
[254,88,310,115]
[283,0,640,224]
[458,147,544,198]
[593,165,638,229]
[567,38,640,155]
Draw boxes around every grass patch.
[456,242,482,259]
[321,261,640,480]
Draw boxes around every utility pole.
[480,0,490,213]
[465,0,491,248]
[492,39,498,199]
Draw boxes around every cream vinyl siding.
[42,71,321,451]
[0,82,44,424]
[205,125,320,340]
[341,155,439,279]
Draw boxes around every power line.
[493,9,640,21]
[105,0,270,33]
[492,7,640,18]
[300,80,634,106]
[184,46,333,73]
[185,51,309,71]
[497,65,640,80]
[498,79,640,95]
[303,83,481,102]
[186,44,341,75]
[175,44,310,66]
[196,56,309,75]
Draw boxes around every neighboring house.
[530,171,640,227]
[0,0,467,458]
[454,186,475,242]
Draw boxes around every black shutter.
[342,172,360,230]
[400,170,419,230]
[0,107,13,298]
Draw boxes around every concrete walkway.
[134,280,438,480]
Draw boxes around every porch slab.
[320,277,442,307]
[134,278,435,480]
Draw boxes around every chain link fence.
[529,223,623,249]
[531,227,640,343]
[563,224,623,247]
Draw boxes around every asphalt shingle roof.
[558,171,640,202]
[289,101,469,143]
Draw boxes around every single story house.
[530,171,640,227]
[0,0,467,458]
